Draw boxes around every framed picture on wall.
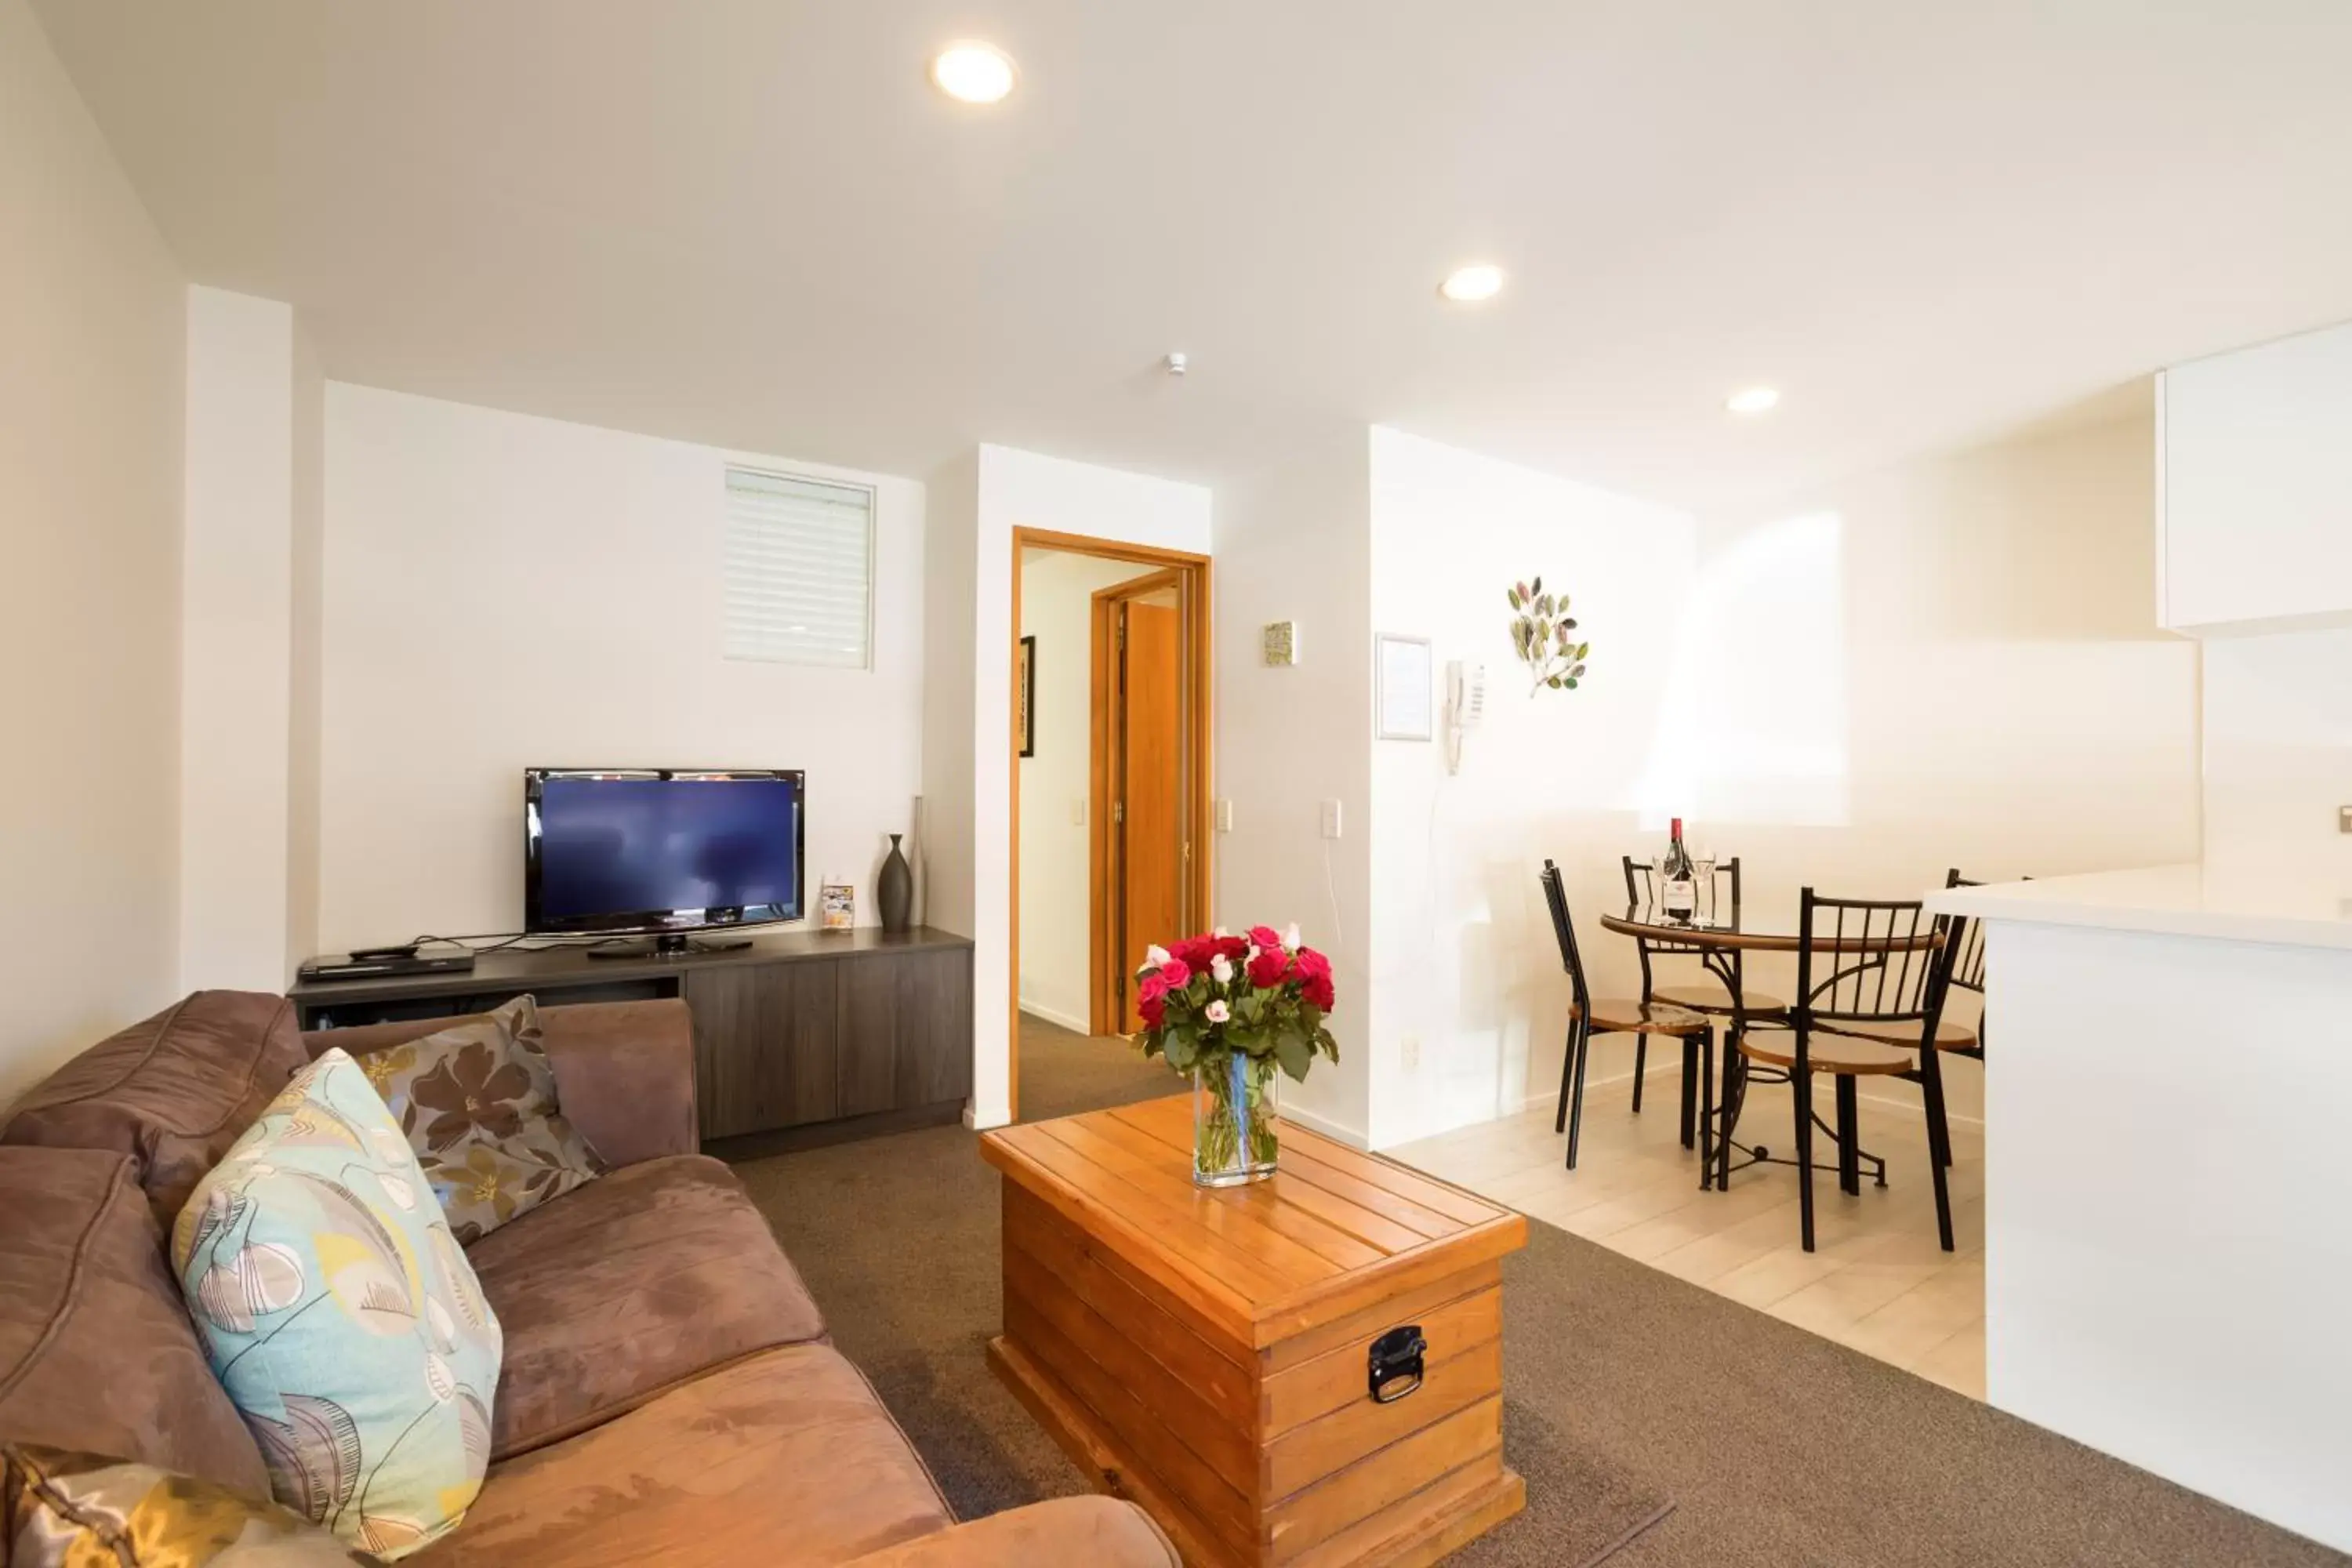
[1018,635,1036,757]
[1374,633,1434,740]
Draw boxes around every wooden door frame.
[1089,568,1186,1036]
[1009,528,1212,1120]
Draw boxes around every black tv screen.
[524,769,805,935]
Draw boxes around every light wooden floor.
[1388,1058,1987,1400]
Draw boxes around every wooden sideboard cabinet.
[292,927,975,1153]
[684,939,973,1140]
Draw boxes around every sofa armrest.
[303,998,699,1167]
[839,1498,1177,1568]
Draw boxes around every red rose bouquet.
[1133,924,1339,1184]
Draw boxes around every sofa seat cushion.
[405,1344,952,1568]
[463,1155,826,1460]
[2,992,307,1229]
[0,1147,271,1501]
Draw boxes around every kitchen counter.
[1928,861,2352,950]
[1935,860,2352,1551]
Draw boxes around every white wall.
[1212,429,1375,1145]
[921,452,979,946]
[956,445,1212,1128]
[180,287,297,991]
[1367,428,1697,1148]
[286,321,325,972]
[1676,406,2201,1123]
[2201,627,2352,874]
[1016,550,1149,1030]
[0,0,186,1104]
[318,384,926,949]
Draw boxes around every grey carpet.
[729,1020,2345,1567]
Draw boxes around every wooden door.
[1117,598,1185,1032]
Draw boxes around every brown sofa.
[0,990,1174,1568]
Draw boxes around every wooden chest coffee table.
[980,1095,1527,1568]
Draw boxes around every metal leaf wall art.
[1506,576,1590,695]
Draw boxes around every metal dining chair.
[1729,889,1961,1253]
[1810,870,1989,1172]
[1938,869,1988,1062]
[1541,861,1713,1170]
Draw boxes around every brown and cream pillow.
[2,1445,381,1566]
[360,996,603,1243]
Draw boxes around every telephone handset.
[1444,662,1485,775]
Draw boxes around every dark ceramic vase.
[877,833,913,933]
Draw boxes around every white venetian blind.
[723,466,875,669]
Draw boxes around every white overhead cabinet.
[2158,319,2352,635]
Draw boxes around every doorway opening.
[1009,529,1210,1122]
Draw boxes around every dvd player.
[298,951,477,982]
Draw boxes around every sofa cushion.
[463,1155,826,1460]
[405,1345,953,1568]
[1,1444,376,1566]
[361,996,604,1244]
[0,1147,271,1500]
[2,992,307,1229]
[173,1050,503,1560]
[838,1497,1181,1568]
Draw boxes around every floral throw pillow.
[2,1443,382,1566]
[171,1050,501,1560]
[360,996,604,1243]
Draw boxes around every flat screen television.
[524,768,805,953]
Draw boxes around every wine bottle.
[1661,818,1697,917]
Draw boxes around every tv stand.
[289,927,975,1153]
[586,932,753,960]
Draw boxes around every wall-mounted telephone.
[1445,661,1485,775]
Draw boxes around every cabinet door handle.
[1368,1324,1427,1403]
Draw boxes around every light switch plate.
[1320,799,1343,839]
[1214,798,1234,832]
[2339,805,2352,834]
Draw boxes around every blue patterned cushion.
[172,1048,502,1560]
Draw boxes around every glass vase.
[1192,1051,1279,1187]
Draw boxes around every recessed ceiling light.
[1727,386,1782,415]
[931,42,1016,104]
[1439,264,1504,303]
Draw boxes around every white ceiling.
[34,0,2352,508]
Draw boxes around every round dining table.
[1598,902,1941,1192]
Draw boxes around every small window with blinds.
[723,466,875,670]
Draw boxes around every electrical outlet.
[1401,1036,1421,1072]
[1214,798,1234,832]
[1320,799,1343,839]
[2339,805,2352,834]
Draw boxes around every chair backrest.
[1942,869,1987,995]
[1795,889,1955,1034]
[1621,855,1742,985]
[1538,860,1593,1023]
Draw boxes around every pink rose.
[1247,924,1285,953]
[1156,956,1191,989]
[1136,971,1169,1028]
[1294,947,1335,1011]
